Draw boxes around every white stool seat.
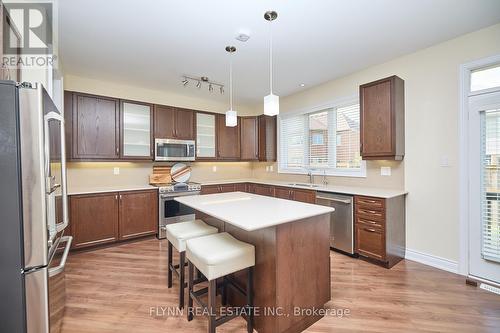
[166,219,218,252]
[186,232,255,281]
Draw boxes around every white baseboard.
[405,248,459,274]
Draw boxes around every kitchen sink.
[287,183,322,188]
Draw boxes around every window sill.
[277,167,367,178]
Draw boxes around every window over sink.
[278,98,366,177]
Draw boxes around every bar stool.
[166,219,218,309]
[186,232,255,333]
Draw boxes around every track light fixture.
[180,75,224,94]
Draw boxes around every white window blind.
[481,109,500,262]
[279,101,364,177]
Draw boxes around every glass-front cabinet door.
[121,101,153,159]
[196,112,216,159]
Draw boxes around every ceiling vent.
[235,33,250,42]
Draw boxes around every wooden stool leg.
[179,251,186,309]
[221,277,227,306]
[167,241,173,288]
[208,279,217,333]
[246,267,254,333]
[187,261,194,321]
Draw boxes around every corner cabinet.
[360,76,404,160]
[121,101,153,159]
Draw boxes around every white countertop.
[200,178,407,199]
[68,185,158,196]
[175,191,334,232]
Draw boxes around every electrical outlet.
[212,165,217,172]
[269,165,274,172]
[113,167,120,175]
[440,155,450,167]
[380,166,391,176]
[265,166,270,172]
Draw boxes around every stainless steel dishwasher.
[316,192,355,255]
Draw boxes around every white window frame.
[277,95,367,178]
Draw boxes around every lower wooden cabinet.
[69,189,158,249]
[354,195,405,268]
[69,192,119,249]
[291,188,316,203]
[250,184,274,197]
[118,190,158,240]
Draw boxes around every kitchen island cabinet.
[176,192,333,333]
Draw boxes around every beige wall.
[264,23,500,264]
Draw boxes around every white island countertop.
[175,191,334,232]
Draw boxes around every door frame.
[459,53,500,277]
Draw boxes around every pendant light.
[225,46,237,127]
[264,10,279,116]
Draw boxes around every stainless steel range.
[157,182,201,239]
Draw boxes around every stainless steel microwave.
[155,139,196,161]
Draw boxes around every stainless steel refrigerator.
[0,80,72,333]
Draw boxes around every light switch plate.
[265,166,270,172]
[380,166,391,176]
[113,167,120,175]
[440,155,450,167]
[269,165,274,172]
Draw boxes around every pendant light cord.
[269,20,273,94]
[229,55,233,110]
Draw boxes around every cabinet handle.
[359,199,378,204]
[359,218,377,225]
[360,209,378,215]
[363,228,377,233]
[115,195,118,200]
[116,147,119,155]
[119,194,122,202]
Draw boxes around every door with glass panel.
[121,101,153,159]
[468,63,500,284]
[196,112,216,159]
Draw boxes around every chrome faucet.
[322,170,328,186]
[307,169,315,184]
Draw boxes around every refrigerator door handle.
[43,111,69,233]
[48,236,72,277]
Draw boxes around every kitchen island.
[175,192,334,333]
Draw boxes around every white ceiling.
[59,0,500,107]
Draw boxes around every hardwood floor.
[61,238,500,333]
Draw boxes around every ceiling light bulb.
[182,79,188,86]
[300,83,305,87]
[220,86,224,94]
[209,84,213,92]
[196,81,201,88]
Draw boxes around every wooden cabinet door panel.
[291,189,316,203]
[220,184,236,193]
[154,105,175,139]
[201,185,221,194]
[355,225,385,261]
[253,184,274,197]
[274,187,292,200]
[258,115,277,161]
[240,117,258,160]
[217,114,240,159]
[118,190,158,240]
[73,94,119,159]
[70,193,119,248]
[360,80,393,156]
[234,183,247,192]
[175,108,195,140]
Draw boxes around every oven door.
[158,192,199,239]
[155,139,195,161]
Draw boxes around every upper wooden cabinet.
[121,101,153,159]
[240,116,259,160]
[258,115,277,162]
[66,92,120,160]
[216,114,240,160]
[154,105,195,140]
[360,76,404,160]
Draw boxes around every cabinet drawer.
[355,196,385,210]
[356,225,385,260]
[356,207,385,221]
[356,216,384,229]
